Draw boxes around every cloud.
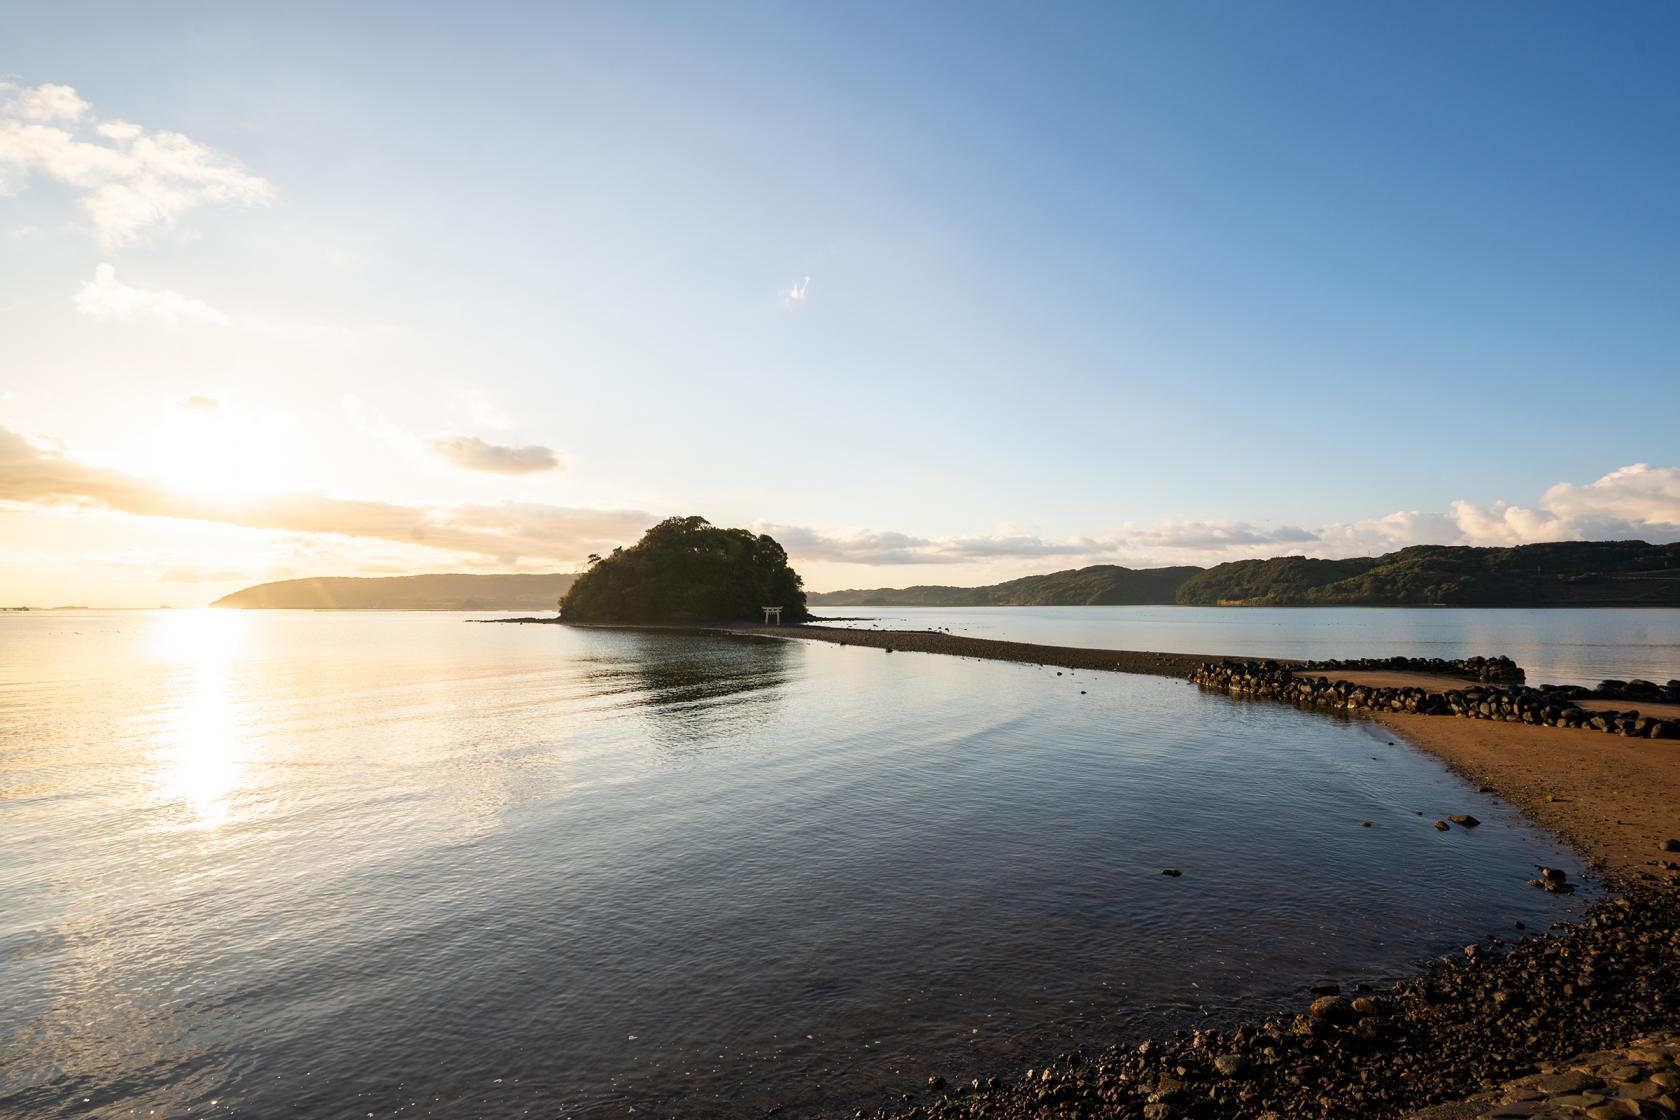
[425,435,565,476]
[6,428,1676,583]
[777,466,1680,573]
[0,424,647,565]
[2,82,89,123]
[1447,465,1680,547]
[781,276,811,309]
[0,82,271,246]
[178,394,221,414]
[74,263,231,326]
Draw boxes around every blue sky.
[2,3,1677,603]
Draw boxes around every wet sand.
[1372,710,1680,883]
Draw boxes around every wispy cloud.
[425,434,565,476]
[0,81,272,246]
[6,425,1675,580]
[74,263,231,326]
[781,275,811,309]
[0,424,641,565]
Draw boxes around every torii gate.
[761,606,784,625]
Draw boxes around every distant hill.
[1176,541,1680,607]
[212,573,576,610]
[809,564,1204,607]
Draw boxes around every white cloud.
[426,434,565,476]
[2,82,89,123]
[74,263,231,326]
[1448,465,1680,546]
[0,82,271,246]
[777,466,1680,573]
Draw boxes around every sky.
[2,2,1678,606]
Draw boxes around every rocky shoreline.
[1190,660,1678,739]
[875,889,1679,1120]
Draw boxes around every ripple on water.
[0,611,1593,1119]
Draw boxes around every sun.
[131,406,299,504]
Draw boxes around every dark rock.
[1435,820,1452,831]
[1213,1053,1250,1078]
[1449,815,1481,827]
[1661,839,1680,853]
[1161,868,1182,877]
[926,1075,945,1090]
[1308,995,1356,1025]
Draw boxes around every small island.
[558,516,811,625]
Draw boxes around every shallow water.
[0,610,1591,1118]
[815,605,1680,687]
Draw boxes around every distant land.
[812,542,1680,608]
[212,573,576,610]
[809,564,1201,607]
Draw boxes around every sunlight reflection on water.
[0,610,1597,1120]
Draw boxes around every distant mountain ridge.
[809,564,1203,607]
[212,573,575,610]
[1176,541,1680,607]
[811,542,1680,609]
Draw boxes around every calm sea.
[815,605,1680,687]
[0,609,1600,1118]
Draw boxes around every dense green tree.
[559,516,810,623]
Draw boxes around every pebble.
[884,891,1680,1120]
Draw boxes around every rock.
[1213,1053,1250,1078]
[1533,1070,1605,1093]
[1161,868,1182,877]
[1661,839,1680,853]
[1308,995,1356,1025]
[1449,814,1482,827]
[1435,819,1452,831]
[1540,867,1568,883]
[926,1075,945,1090]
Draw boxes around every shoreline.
[516,618,1680,1118]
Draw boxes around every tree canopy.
[559,516,810,624]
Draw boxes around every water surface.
[0,610,1591,1118]
[816,605,1680,686]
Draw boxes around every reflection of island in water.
[582,632,797,744]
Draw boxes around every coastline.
[521,618,1680,1118]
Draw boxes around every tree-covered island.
[559,516,811,624]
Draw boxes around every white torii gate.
[761,606,783,625]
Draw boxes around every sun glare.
[131,409,297,504]
[148,609,249,830]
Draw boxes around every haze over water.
[0,610,1596,1118]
